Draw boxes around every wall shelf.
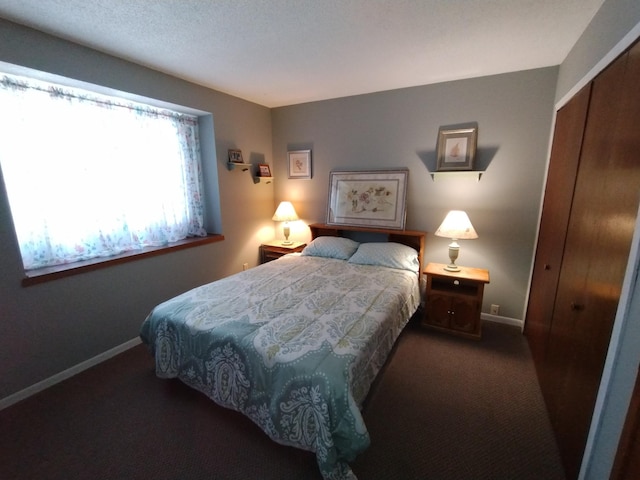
[254,176,273,184]
[430,171,482,182]
[227,162,250,172]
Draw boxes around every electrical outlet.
[490,304,500,315]
[242,262,249,271]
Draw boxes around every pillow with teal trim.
[301,236,360,260]
[348,242,419,272]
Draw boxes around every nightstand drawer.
[262,248,287,262]
[260,241,306,264]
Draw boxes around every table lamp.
[272,201,299,245]
[434,210,478,271]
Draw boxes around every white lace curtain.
[0,73,206,270]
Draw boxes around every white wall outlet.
[490,304,500,315]
[242,262,249,271]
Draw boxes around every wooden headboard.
[308,223,427,274]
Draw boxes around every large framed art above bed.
[140,223,426,480]
[326,169,409,230]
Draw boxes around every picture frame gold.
[436,127,478,171]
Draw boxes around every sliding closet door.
[543,41,640,480]
[524,84,591,368]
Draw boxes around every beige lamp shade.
[272,201,299,222]
[434,210,478,271]
[434,210,478,240]
[272,201,299,245]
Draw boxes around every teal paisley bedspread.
[140,254,419,479]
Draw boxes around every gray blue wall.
[0,16,557,399]
[271,67,558,321]
[0,19,276,400]
[1,14,640,478]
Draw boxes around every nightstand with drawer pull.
[423,262,490,339]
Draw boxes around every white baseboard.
[0,337,142,411]
[481,312,524,330]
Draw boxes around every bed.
[140,223,426,479]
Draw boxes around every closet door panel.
[545,41,640,480]
[525,84,591,369]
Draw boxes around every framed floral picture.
[436,127,478,171]
[288,150,312,179]
[326,169,408,230]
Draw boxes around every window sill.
[22,234,224,287]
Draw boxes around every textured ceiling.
[0,0,605,107]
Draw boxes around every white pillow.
[348,242,419,272]
[301,236,360,260]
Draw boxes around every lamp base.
[281,224,292,246]
[445,241,461,272]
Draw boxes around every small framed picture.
[228,149,244,164]
[258,164,272,177]
[436,127,478,171]
[288,150,312,179]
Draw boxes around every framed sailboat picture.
[436,127,478,171]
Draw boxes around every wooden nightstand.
[423,262,490,340]
[260,240,306,264]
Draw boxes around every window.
[0,71,209,272]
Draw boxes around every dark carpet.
[0,320,565,480]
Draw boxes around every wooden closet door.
[525,84,591,368]
[543,41,640,480]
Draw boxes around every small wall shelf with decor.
[227,162,250,172]
[432,124,481,182]
[430,171,483,182]
[227,148,250,172]
[255,163,273,183]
